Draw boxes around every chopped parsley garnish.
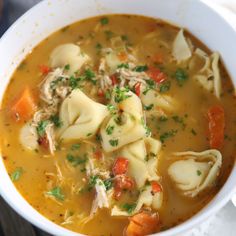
[143,79,156,95]
[37,120,49,137]
[105,90,112,100]
[141,117,151,136]
[159,116,168,122]
[117,63,129,69]
[84,69,96,85]
[160,130,178,143]
[159,81,171,93]
[87,133,92,137]
[71,143,81,150]
[100,17,109,25]
[134,65,148,72]
[175,68,188,86]
[109,139,119,146]
[104,30,114,40]
[88,175,99,191]
[66,154,87,167]
[191,128,197,136]
[69,76,82,89]
[46,187,64,201]
[114,87,131,103]
[50,115,62,128]
[64,64,70,70]
[103,179,113,191]
[50,77,63,89]
[144,104,154,111]
[106,125,115,135]
[121,35,128,41]
[11,167,23,182]
[172,115,186,129]
[197,170,202,176]
[107,104,116,114]
[121,203,137,214]
[96,134,102,142]
[95,43,102,50]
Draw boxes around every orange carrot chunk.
[207,105,225,149]
[147,67,167,84]
[112,157,129,175]
[10,86,37,122]
[126,211,160,236]
[151,181,162,194]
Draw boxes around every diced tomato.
[117,51,128,61]
[38,136,49,150]
[97,89,104,97]
[39,65,51,75]
[114,175,135,200]
[151,181,162,194]
[126,211,160,236]
[94,150,103,160]
[110,74,118,85]
[147,67,167,84]
[10,86,37,122]
[112,157,129,175]
[207,105,225,149]
[134,82,141,97]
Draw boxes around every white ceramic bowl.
[0,0,235,235]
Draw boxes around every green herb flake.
[50,115,63,128]
[134,65,148,72]
[95,43,102,50]
[87,133,92,137]
[66,154,87,167]
[84,69,96,84]
[160,130,178,143]
[114,87,131,103]
[159,116,168,122]
[197,170,202,176]
[37,120,49,137]
[69,76,81,90]
[144,104,154,111]
[11,167,23,182]
[105,90,112,100]
[172,115,186,129]
[106,125,115,135]
[109,139,119,147]
[143,79,156,95]
[121,35,128,41]
[64,64,70,70]
[159,81,171,93]
[46,187,65,201]
[88,175,99,191]
[122,203,137,214]
[100,17,109,25]
[175,68,188,86]
[103,179,113,191]
[71,143,81,150]
[104,30,114,40]
[141,117,151,137]
[191,129,197,136]
[117,63,129,69]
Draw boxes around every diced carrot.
[152,53,164,64]
[151,181,162,194]
[112,157,129,175]
[94,150,103,160]
[134,82,141,97]
[126,211,159,236]
[207,105,225,149]
[114,175,135,200]
[10,86,37,122]
[117,51,128,61]
[110,74,118,85]
[147,67,167,84]
[39,65,51,75]
[38,136,49,150]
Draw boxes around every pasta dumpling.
[58,89,109,141]
[20,122,38,150]
[100,91,146,152]
[168,149,222,197]
[50,43,90,75]
[172,29,192,63]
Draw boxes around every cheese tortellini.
[172,29,192,63]
[58,89,109,141]
[50,43,90,75]
[100,91,146,152]
[168,149,222,197]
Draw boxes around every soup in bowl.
[0,1,235,236]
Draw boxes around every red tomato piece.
[38,136,49,150]
[134,82,141,97]
[151,181,162,194]
[39,65,51,75]
[110,74,118,85]
[112,157,129,175]
[147,67,167,84]
[207,105,225,149]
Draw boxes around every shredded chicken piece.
[90,179,109,216]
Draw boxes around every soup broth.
[0,15,235,236]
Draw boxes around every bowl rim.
[0,0,236,236]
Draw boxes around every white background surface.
[6,0,236,235]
